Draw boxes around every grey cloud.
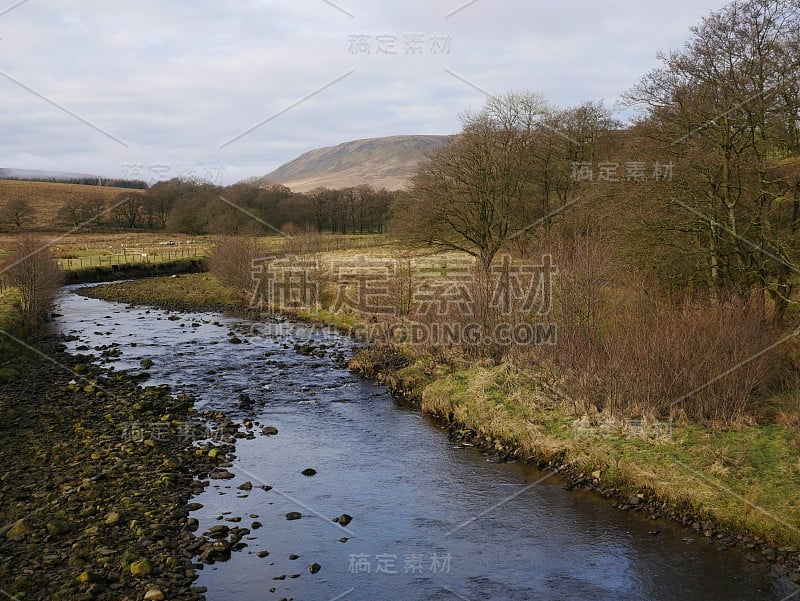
[0,0,732,184]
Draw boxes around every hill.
[261,135,452,192]
[0,179,143,231]
[0,168,100,181]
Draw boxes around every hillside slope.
[262,135,452,192]
[0,180,143,231]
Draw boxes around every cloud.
[0,0,731,184]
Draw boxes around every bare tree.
[57,196,106,229]
[112,193,143,229]
[208,235,264,292]
[3,234,62,329]
[396,91,553,270]
[624,0,800,316]
[1,198,33,231]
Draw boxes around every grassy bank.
[80,270,800,559]
[79,272,242,313]
[421,364,800,548]
[0,289,31,372]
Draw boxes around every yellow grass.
[0,180,143,231]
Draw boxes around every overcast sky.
[0,0,731,185]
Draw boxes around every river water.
[53,286,796,601]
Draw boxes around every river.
[53,286,796,601]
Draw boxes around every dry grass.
[0,180,143,231]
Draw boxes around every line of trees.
[0,176,147,188]
[392,93,616,269]
[623,0,800,317]
[30,180,397,235]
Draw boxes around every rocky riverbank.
[69,274,800,593]
[0,334,251,600]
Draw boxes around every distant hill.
[0,168,100,181]
[261,135,452,192]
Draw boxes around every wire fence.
[57,246,201,270]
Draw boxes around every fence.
[57,246,200,270]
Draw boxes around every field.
[0,179,144,231]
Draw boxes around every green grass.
[0,289,29,369]
[422,365,800,546]
[57,245,209,271]
[80,273,242,312]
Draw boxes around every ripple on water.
[53,287,796,601]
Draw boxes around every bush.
[2,234,62,329]
[208,236,264,294]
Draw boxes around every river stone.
[144,589,165,601]
[309,562,321,574]
[301,468,317,476]
[76,571,93,584]
[286,512,302,520]
[208,525,229,537]
[209,469,234,479]
[333,514,352,526]
[261,426,278,436]
[130,559,152,577]
[5,519,32,541]
[105,512,120,525]
[237,481,253,491]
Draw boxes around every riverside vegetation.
[81,241,800,580]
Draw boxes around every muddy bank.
[0,335,247,600]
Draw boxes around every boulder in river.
[209,469,234,479]
[333,514,353,526]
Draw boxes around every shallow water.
[54,287,796,601]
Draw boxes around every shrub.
[2,234,62,330]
